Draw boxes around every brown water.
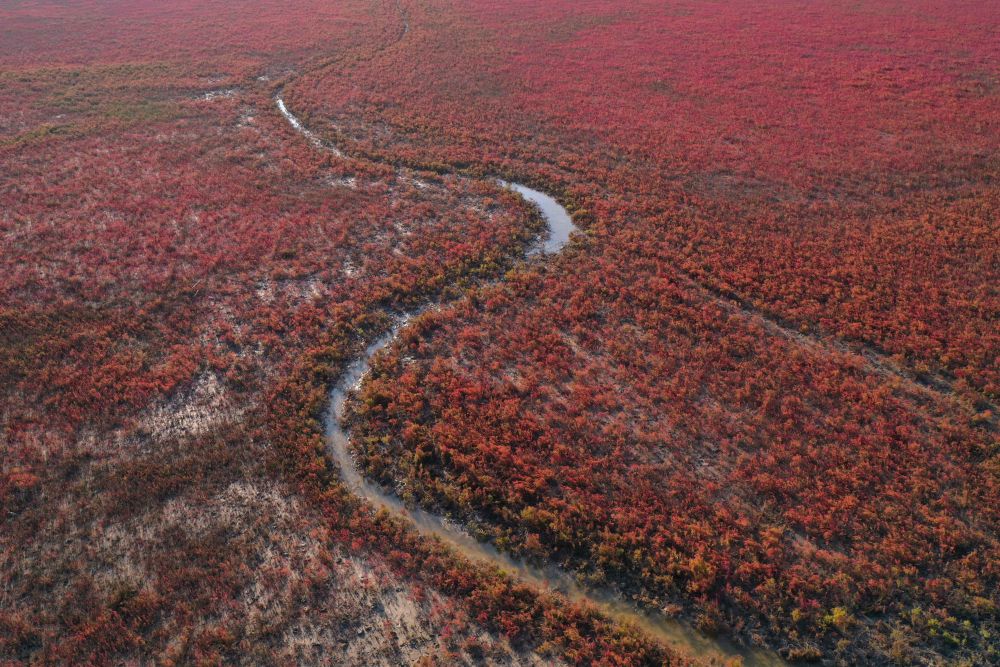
[277,95,785,666]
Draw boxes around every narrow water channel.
[276,96,784,666]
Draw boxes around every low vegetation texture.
[2,0,997,665]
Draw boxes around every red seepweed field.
[2,1,997,665]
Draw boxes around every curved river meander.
[276,97,783,666]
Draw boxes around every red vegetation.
[353,245,998,662]
[290,0,999,397]
[2,0,997,664]
[282,0,998,663]
[2,2,684,664]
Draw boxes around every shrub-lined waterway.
[276,96,783,666]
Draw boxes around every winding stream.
[277,96,783,666]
